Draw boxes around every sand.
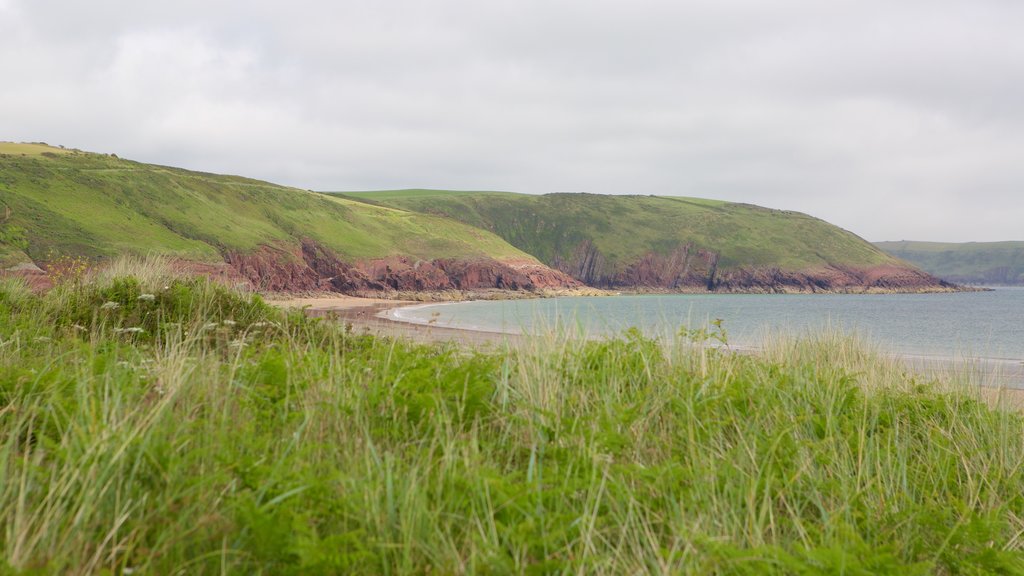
[270,295,522,346]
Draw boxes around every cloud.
[2,0,1022,241]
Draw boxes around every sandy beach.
[270,295,523,346]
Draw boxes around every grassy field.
[337,190,899,273]
[1,259,1022,574]
[0,143,75,157]
[0,144,532,268]
[876,241,1024,285]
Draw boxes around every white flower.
[138,293,156,302]
[115,327,145,334]
[222,320,237,327]
[100,301,120,310]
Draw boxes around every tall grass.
[1,268,1022,574]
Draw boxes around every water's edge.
[383,294,1024,389]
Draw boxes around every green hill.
[0,144,951,294]
[875,241,1024,285]
[0,144,569,292]
[337,189,942,292]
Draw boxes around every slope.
[876,241,1024,285]
[339,189,950,292]
[0,144,576,292]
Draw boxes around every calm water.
[392,288,1024,361]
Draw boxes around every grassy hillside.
[0,144,532,268]
[876,241,1024,285]
[340,189,898,272]
[1,265,1022,573]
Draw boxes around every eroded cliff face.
[6,239,953,295]
[223,240,581,293]
[550,241,955,293]
[709,264,954,293]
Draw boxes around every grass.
[876,241,1024,285]
[1,143,909,291]
[336,190,899,276]
[0,143,74,157]
[339,189,525,202]
[1,259,1022,574]
[0,145,532,266]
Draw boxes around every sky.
[1,0,1022,242]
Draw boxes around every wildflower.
[100,301,120,310]
[115,327,145,334]
[138,293,156,302]
[222,319,237,327]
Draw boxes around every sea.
[390,287,1024,366]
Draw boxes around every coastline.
[273,294,1024,408]
[271,295,523,346]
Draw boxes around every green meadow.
[0,145,531,268]
[1,259,1022,574]
[876,241,1024,285]
[337,190,897,272]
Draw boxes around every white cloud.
[2,0,1023,241]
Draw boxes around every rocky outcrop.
[550,241,957,293]
[8,238,953,295]
[553,239,607,286]
[224,240,581,294]
[710,265,956,293]
[1,265,52,292]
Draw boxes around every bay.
[391,288,1024,363]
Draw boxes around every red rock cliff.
[223,240,580,293]
[550,241,955,293]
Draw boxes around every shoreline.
[270,295,524,346]
[272,295,1024,406]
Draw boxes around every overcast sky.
[2,0,1022,242]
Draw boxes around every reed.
[0,264,1021,574]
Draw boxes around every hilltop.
[0,144,956,294]
[0,143,576,293]
[339,189,953,293]
[876,241,1024,286]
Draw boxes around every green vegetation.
[0,142,913,289]
[877,241,1024,285]
[0,207,29,268]
[2,260,1022,573]
[0,144,531,266]
[338,190,899,273]
[0,142,74,157]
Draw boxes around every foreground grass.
[1,270,1023,574]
